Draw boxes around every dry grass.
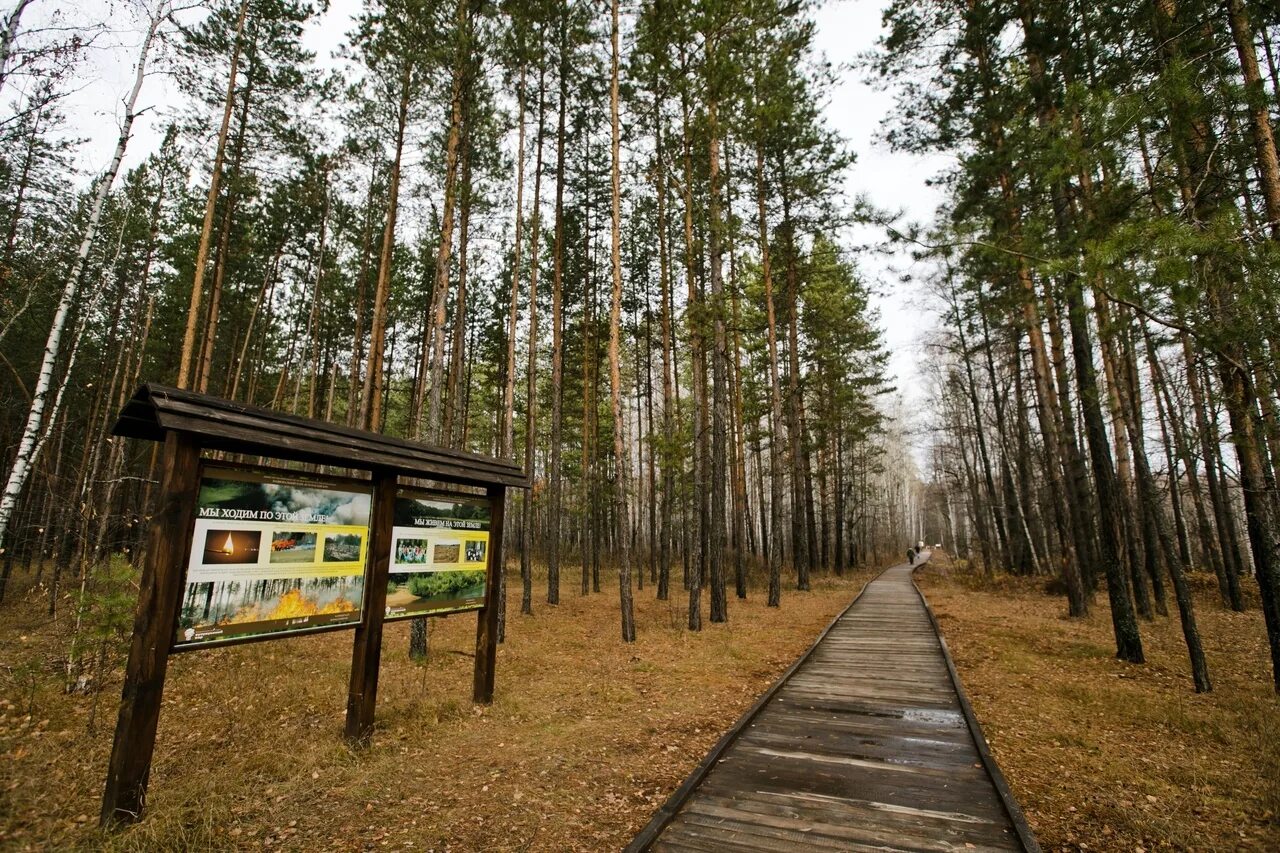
[918,554,1280,852]
[0,563,875,851]
[8,552,1273,852]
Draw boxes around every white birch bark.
[0,0,36,94]
[0,1,166,549]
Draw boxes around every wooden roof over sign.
[113,383,529,489]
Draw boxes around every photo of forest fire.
[323,532,363,563]
[270,530,317,563]
[176,576,364,644]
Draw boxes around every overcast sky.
[45,0,948,418]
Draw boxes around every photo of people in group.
[395,539,432,564]
[385,490,491,620]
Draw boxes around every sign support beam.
[344,468,397,745]
[473,484,505,704]
[101,431,201,827]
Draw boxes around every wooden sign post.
[100,431,202,825]
[99,385,527,827]
[344,469,397,744]
[472,484,506,704]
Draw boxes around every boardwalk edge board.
[623,565,896,853]
[909,565,1042,853]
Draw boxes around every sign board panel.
[175,466,372,648]
[384,489,490,619]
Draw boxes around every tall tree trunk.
[498,61,528,641]
[548,8,568,607]
[419,0,471,444]
[779,163,807,590]
[1116,319,1211,691]
[678,73,707,625]
[178,0,248,389]
[756,142,785,608]
[346,164,379,426]
[520,57,547,618]
[412,6,473,666]
[1226,0,1280,236]
[608,0,635,642]
[362,63,411,433]
[444,115,473,447]
[655,106,674,603]
[706,32,728,624]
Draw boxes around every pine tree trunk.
[608,0,635,642]
[705,35,728,624]
[498,62,528,641]
[420,0,470,444]
[547,9,568,607]
[778,164,816,591]
[444,118,473,448]
[362,63,411,432]
[1226,0,1280,236]
[755,142,785,608]
[178,0,248,390]
[1064,274,1144,662]
[520,58,547,619]
[1116,319,1211,691]
[678,78,706,626]
[346,165,379,425]
[655,108,674,603]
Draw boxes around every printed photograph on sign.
[202,529,261,565]
[395,539,432,564]
[269,530,316,563]
[385,490,490,620]
[323,532,363,562]
[175,467,372,648]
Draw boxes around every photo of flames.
[201,529,262,565]
[226,588,358,624]
[177,576,364,643]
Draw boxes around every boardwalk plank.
[628,557,1039,852]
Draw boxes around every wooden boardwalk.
[627,556,1040,853]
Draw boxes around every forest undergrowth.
[5,553,1274,851]
[918,554,1280,853]
[0,561,875,851]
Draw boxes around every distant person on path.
[907,547,915,566]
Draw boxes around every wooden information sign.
[99,385,527,827]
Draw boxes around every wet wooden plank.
[628,559,1040,852]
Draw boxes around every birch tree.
[0,0,171,550]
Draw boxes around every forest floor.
[2,555,1276,851]
[0,562,876,851]
[918,554,1280,852]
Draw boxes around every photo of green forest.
[385,569,486,617]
